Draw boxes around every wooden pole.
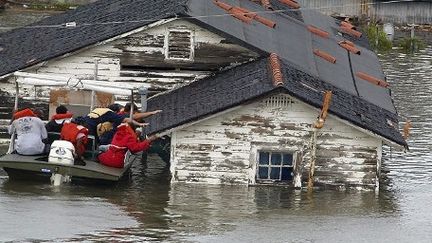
[13,80,19,112]
[308,91,332,191]
[410,25,415,53]
[130,90,134,120]
[307,128,318,190]
[8,80,19,154]
[91,59,99,110]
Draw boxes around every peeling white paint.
[170,93,382,189]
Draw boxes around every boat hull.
[0,153,139,184]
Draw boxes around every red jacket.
[60,123,89,156]
[98,123,151,168]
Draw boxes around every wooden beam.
[314,91,332,129]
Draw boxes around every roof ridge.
[268,53,284,87]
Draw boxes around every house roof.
[0,1,395,112]
[0,0,405,145]
[144,56,406,146]
[0,0,188,78]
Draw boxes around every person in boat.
[90,105,161,145]
[118,102,137,116]
[96,103,123,145]
[60,119,89,165]
[8,108,48,155]
[98,122,158,168]
[46,105,73,133]
[119,102,162,119]
[117,102,160,137]
[108,103,123,113]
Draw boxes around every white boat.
[0,71,149,185]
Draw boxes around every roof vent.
[260,0,273,10]
[269,53,284,86]
[313,49,336,64]
[165,29,194,60]
[356,72,389,88]
[307,25,329,38]
[235,6,276,28]
[339,27,362,38]
[213,1,253,23]
[0,47,3,52]
[278,0,300,9]
[214,1,276,28]
[338,40,361,54]
[340,21,356,30]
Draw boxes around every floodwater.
[0,11,432,240]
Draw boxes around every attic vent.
[165,29,194,61]
[265,95,294,108]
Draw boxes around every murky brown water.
[1,10,432,243]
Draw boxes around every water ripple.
[381,46,432,187]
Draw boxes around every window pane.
[259,152,270,165]
[271,153,282,165]
[281,167,293,181]
[270,167,281,180]
[283,153,293,166]
[258,167,269,179]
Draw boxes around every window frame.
[164,28,195,61]
[255,150,296,184]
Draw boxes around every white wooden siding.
[170,93,382,189]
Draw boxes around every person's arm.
[8,121,16,135]
[121,118,148,128]
[132,110,162,120]
[126,134,158,153]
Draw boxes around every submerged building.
[0,0,407,190]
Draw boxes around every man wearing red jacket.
[98,123,157,168]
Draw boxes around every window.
[257,151,294,182]
[165,29,194,61]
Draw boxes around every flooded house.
[0,0,407,190]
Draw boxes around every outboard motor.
[48,140,75,186]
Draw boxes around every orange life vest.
[51,112,73,120]
[60,123,89,144]
[13,108,36,120]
